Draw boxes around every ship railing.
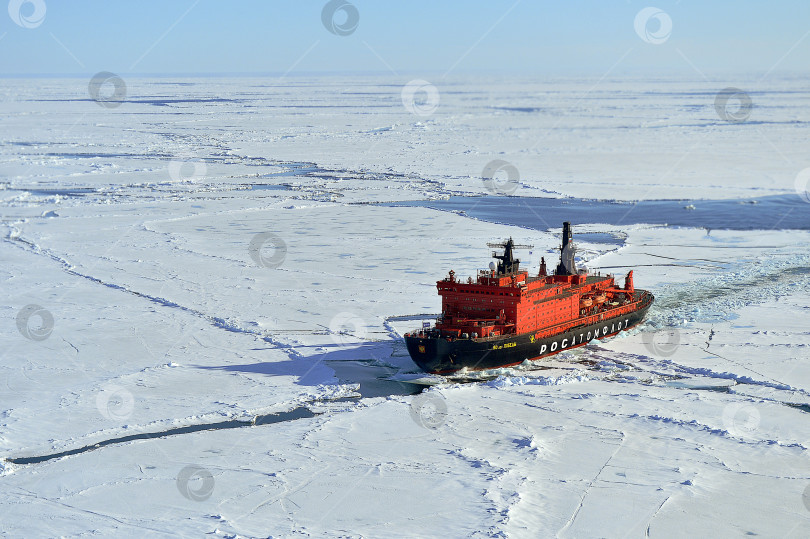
[406,328,441,339]
[466,325,517,341]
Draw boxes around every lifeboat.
[580,296,593,308]
[595,292,607,305]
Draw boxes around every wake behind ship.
[404,222,653,374]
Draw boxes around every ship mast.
[487,237,533,276]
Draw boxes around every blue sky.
[1,0,808,76]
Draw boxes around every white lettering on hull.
[530,318,635,360]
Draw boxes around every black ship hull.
[406,298,652,374]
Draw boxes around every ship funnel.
[555,221,578,276]
[561,221,572,251]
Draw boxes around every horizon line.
[1,68,809,80]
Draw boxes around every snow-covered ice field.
[2,75,810,537]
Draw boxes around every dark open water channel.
[384,194,810,231]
